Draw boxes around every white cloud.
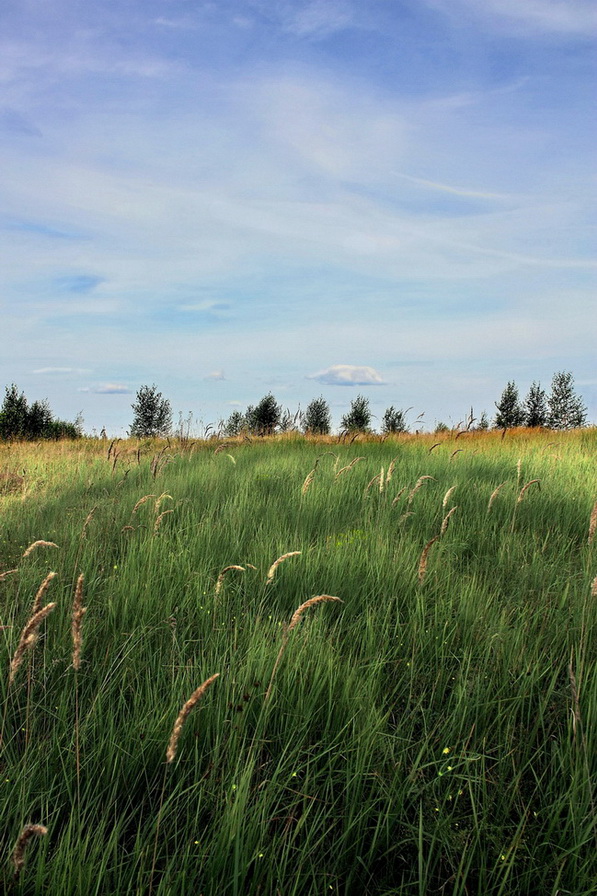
[426,0,597,35]
[204,370,226,381]
[307,365,386,386]
[87,383,131,394]
[32,367,91,374]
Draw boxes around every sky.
[1,0,596,435]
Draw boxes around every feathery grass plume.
[407,475,436,508]
[301,469,316,496]
[391,486,407,507]
[265,595,342,702]
[215,565,245,596]
[588,500,597,545]
[591,575,597,598]
[386,458,397,485]
[567,658,581,744]
[428,442,441,453]
[0,569,18,582]
[418,536,439,584]
[11,823,48,880]
[517,479,541,504]
[398,510,414,525]
[166,673,220,763]
[71,574,86,671]
[8,603,57,686]
[440,506,458,538]
[266,551,301,584]
[154,493,173,515]
[80,506,96,539]
[154,510,174,534]
[442,486,457,511]
[213,443,232,455]
[31,571,57,615]
[450,449,464,460]
[335,456,365,479]
[379,466,385,493]
[516,457,522,487]
[487,481,507,513]
[132,494,157,514]
[364,473,381,497]
[22,540,59,559]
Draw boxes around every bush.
[340,395,372,433]
[303,397,331,435]
[381,406,408,434]
[0,384,82,440]
[130,385,172,438]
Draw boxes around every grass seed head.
[215,565,245,596]
[166,673,220,763]
[9,602,57,686]
[487,482,507,513]
[418,537,440,584]
[71,574,87,671]
[12,824,48,880]
[287,594,343,633]
[588,499,597,545]
[266,551,301,584]
[22,540,59,559]
[31,571,57,615]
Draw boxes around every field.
[1,430,596,895]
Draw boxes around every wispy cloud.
[78,383,131,395]
[426,0,597,35]
[204,370,226,381]
[32,367,91,375]
[308,365,386,386]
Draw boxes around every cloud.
[426,0,597,35]
[307,364,386,386]
[204,370,225,381]
[32,367,91,374]
[91,383,132,395]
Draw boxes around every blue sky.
[1,0,596,435]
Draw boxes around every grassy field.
[1,429,596,895]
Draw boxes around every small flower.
[442,747,451,755]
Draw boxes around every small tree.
[547,371,587,430]
[303,397,331,435]
[340,395,371,433]
[246,393,282,436]
[523,382,548,428]
[130,384,172,438]
[0,385,29,439]
[494,381,524,428]
[381,406,408,434]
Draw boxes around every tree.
[340,395,371,433]
[130,384,172,437]
[222,410,246,437]
[494,381,524,428]
[547,371,587,430]
[303,397,331,435]
[381,406,408,434]
[523,382,548,428]
[0,384,29,439]
[246,393,282,436]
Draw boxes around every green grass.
[0,430,596,894]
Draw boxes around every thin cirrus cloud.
[77,383,131,395]
[307,365,386,386]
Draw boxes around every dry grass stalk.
[22,540,59,559]
[71,574,87,671]
[440,506,458,538]
[80,506,96,538]
[12,823,48,880]
[588,500,597,545]
[166,673,220,763]
[154,510,174,534]
[442,486,457,511]
[0,569,18,582]
[364,473,381,497]
[335,456,365,479]
[301,469,316,496]
[450,449,464,460]
[391,486,407,507]
[386,458,397,485]
[516,457,522,487]
[215,565,245,596]
[428,442,441,453]
[379,466,385,493]
[31,571,57,615]
[132,494,157,514]
[407,476,436,508]
[213,443,232,455]
[487,482,507,513]
[398,510,414,525]
[266,551,301,584]
[9,603,57,686]
[568,658,581,743]
[418,536,439,584]
[517,479,541,504]
[154,493,173,515]
[265,595,342,701]
[591,575,597,598]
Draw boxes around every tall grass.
[0,429,596,894]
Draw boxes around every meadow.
[0,429,596,895]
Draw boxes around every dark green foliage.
[340,394,372,432]
[547,371,587,430]
[222,409,247,437]
[381,406,408,434]
[494,381,524,428]
[524,381,548,427]
[130,384,172,437]
[303,396,332,435]
[0,384,81,440]
[245,393,282,436]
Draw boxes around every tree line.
[0,370,589,440]
[0,384,82,441]
[128,370,588,438]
